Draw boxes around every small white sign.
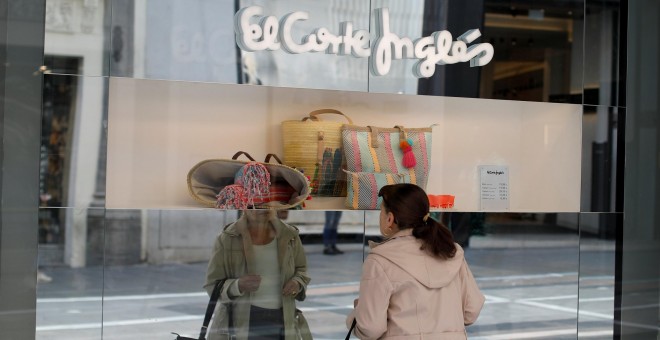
[479,165,509,211]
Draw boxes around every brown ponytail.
[379,184,456,259]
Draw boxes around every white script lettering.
[234,6,494,77]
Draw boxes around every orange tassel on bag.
[400,138,416,168]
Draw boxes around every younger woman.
[347,184,485,339]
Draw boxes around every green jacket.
[204,215,312,340]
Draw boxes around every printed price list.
[479,165,509,211]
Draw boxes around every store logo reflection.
[234,6,494,78]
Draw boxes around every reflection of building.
[3,0,660,339]
[482,4,621,237]
[39,0,624,267]
[42,0,106,267]
[39,57,80,249]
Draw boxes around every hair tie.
[422,213,430,223]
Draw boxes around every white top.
[250,239,282,309]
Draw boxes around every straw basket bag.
[187,152,310,209]
[281,109,353,197]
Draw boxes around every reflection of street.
[36,241,618,340]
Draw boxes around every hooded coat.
[347,229,485,339]
[204,215,312,340]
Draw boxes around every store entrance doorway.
[39,56,81,266]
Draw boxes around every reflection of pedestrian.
[440,212,486,248]
[37,270,53,283]
[442,212,471,248]
[323,211,343,255]
[205,209,312,340]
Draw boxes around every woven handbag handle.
[231,151,256,161]
[303,109,354,124]
[367,126,379,148]
[264,153,283,164]
[394,125,408,141]
[367,126,408,149]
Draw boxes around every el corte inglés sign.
[234,6,494,78]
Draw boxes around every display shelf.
[107,78,582,212]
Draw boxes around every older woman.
[205,209,311,340]
[347,184,485,339]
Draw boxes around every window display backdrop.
[106,78,581,212]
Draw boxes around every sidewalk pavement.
[297,222,615,250]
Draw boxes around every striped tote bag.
[345,171,411,209]
[342,125,433,187]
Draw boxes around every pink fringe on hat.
[217,162,272,209]
[216,184,248,209]
[241,162,271,207]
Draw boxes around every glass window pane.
[578,212,618,338]
[583,0,625,107]
[581,106,623,213]
[40,74,106,210]
[466,212,579,338]
[36,208,105,340]
[44,0,108,76]
[120,0,371,92]
[98,209,365,338]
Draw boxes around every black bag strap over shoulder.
[199,279,227,339]
[345,318,357,340]
[172,279,228,340]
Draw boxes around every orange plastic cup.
[428,195,455,208]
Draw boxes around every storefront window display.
[31,0,631,339]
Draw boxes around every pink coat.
[347,229,485,339]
